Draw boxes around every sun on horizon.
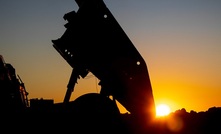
[156,103,171,117]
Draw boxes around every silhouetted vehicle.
[52,0,156,133]
[0,0,156,134]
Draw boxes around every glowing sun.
[156,104,171,117]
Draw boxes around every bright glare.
[156,104,171,117]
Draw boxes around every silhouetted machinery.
[0,55,29,111]
[52,0,156,133]
[1,0,156,133]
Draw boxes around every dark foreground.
[3,106,221,134]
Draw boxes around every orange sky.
[0,0,221,113]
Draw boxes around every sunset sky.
[0,0,221,113]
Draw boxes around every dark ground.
[2,106,221,134]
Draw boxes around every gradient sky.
[0,0,221,113]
